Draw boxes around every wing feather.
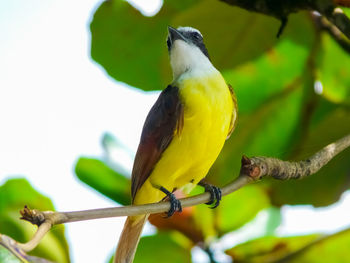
[131,85,183,201]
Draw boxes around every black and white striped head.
[167,26,214,79]
[167,26,210,59]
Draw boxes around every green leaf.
[172,0,279,70]
[223,12,314,114]
[0,178,70,263]
[178,185,273,239]
[75,157,131,205]
[0,237,23,263]
[226,229,350,263]
[134,232,191,263]
[90,0,280,91]
[317,33,350,105]
[185,185,271,239]
[226,234,319,263]
[214,185,270,235]
[192,201,216,239]
[0,234,54,263]
[288,229,350,263]
[90,0,174,91]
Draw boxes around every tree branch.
[240,133,350,180]
[12,133,350,253]
[219,0,350,39]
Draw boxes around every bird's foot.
[199,181,222,209]
[159,186,182,217]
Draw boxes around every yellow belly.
[133,72,234,205]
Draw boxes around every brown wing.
[227,84,238,139]
[131,85,184,201]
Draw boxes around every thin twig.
[17,221,52,252]
[319,7,350,40]
[15,133,350,253]
[312,11,350,53]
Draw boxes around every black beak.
[168,26,186,44]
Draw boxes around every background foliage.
[0,179,70,263]
[1,0,349,262]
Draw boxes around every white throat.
[170,40,217,81]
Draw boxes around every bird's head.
[167,26,213,80]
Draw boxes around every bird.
[114,26,237,263]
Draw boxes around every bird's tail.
[114,214,149,263]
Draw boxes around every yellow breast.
[133,72,234,205]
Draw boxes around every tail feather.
[114,215,149,263]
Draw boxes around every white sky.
[0,1,349,262]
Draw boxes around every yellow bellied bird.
[114,26,237,263]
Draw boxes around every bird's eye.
[192,32,202,40]
[166,37,171,50]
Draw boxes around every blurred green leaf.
[192,201,216,239]
[223,12,314,114]
[287,228,350,263]
[317,33,350,105]
[264,207,282,235]
[226,228,350,263]
[186,185,271,239]
[135,232,191,263]
[90,0,174,91]
[101,132,134,176]
[0,238,23,263]
[75,157,131,205]
[172,0,279,69]
[214,185,270,235]
[0,178,70,263]
[90,0,280,91]
[226,234,319,263]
